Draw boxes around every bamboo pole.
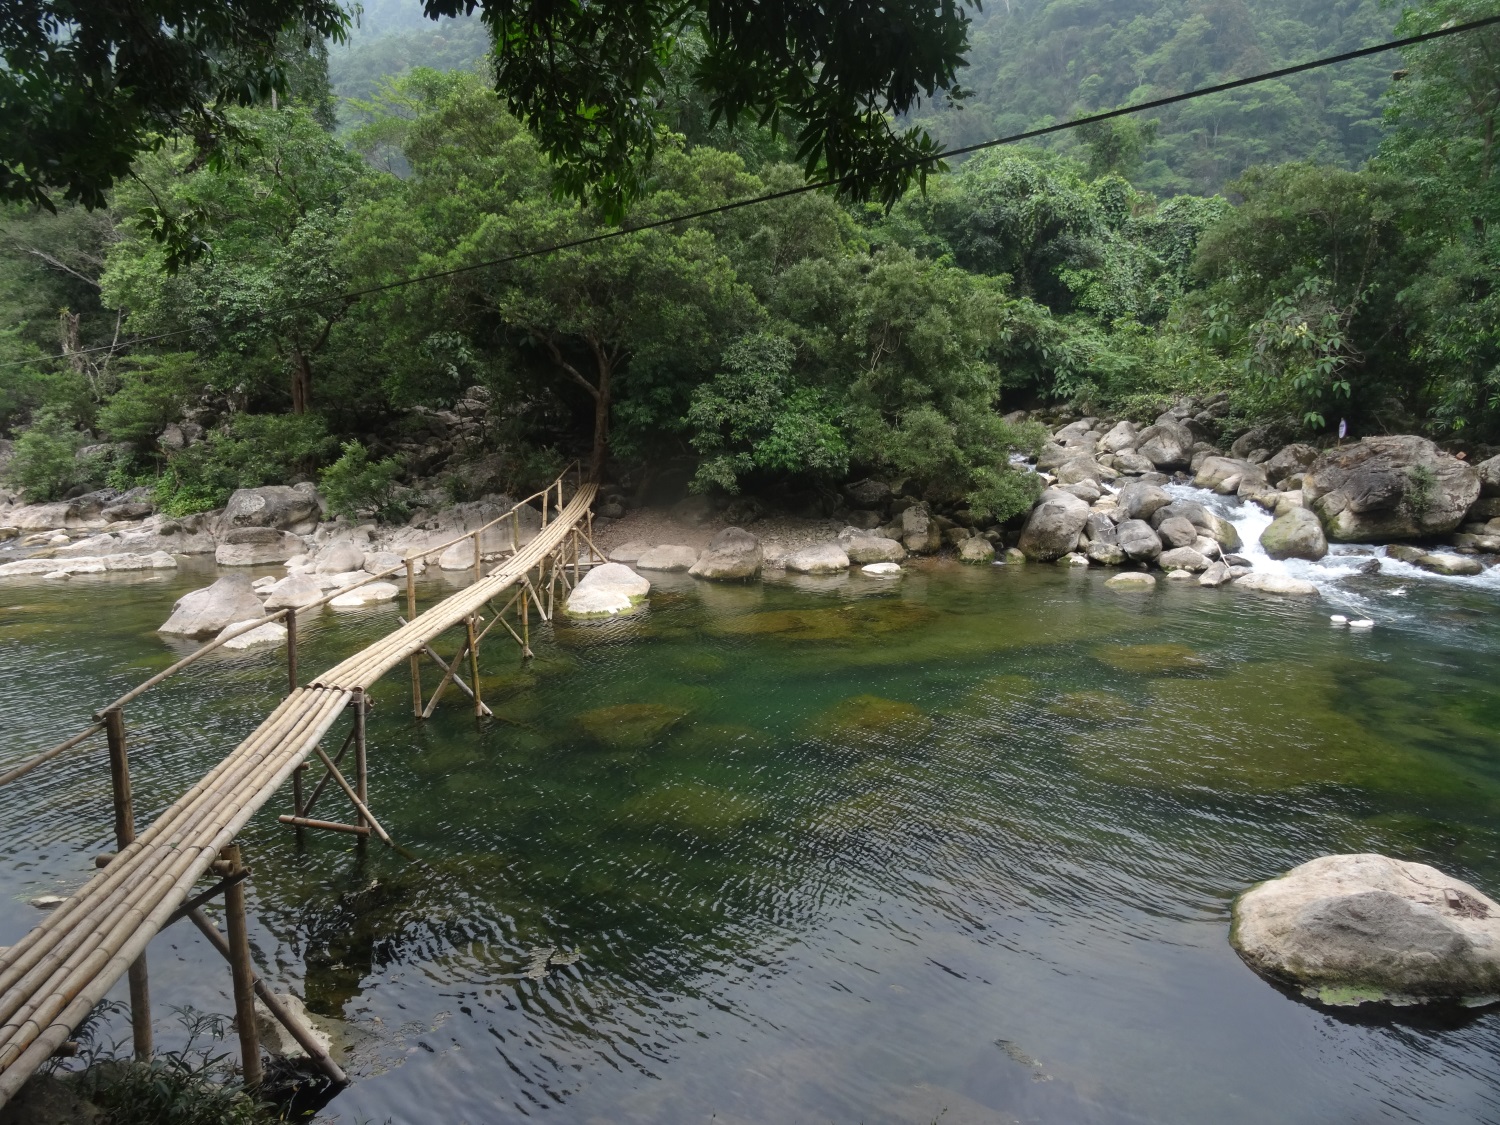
[406,559,421,717]
[352,694,368,831]
[185,909,347,1086]
[466,618,482,719]
[103,708,151,1062]
[275,816,371,836]
[0,722,104,789]
[471,531,482,585]
[294,726,356,822]
[291,763,306,848]
[285,609,298,694]
[311,745,392,847]
[221,844,262,1088]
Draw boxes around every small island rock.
[1232,853,1500,1005]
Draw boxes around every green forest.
[3,0,1499,525]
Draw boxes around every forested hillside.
[915,0,1398,194]
[1,0,1498,526]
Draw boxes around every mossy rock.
[619,781,766,838]
[965,673,1036,708]
[575,703,689,750]
[713,601,936,643]
[1045,689,1137,721]
[1092,642,1213,676]
[811,694,931,747]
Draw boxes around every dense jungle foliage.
[2,0,1498,519]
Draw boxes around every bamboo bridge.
[0,469,599,1107]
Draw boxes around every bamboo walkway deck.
[0,481,597,1105]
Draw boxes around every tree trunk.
[591,359,613,481]
[290,347,313,415]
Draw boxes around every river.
[3,487,1500,1123]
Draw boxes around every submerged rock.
[160,575,266,637]
[1105,571,1156,590]
[1234,572,1319,597]
[1232,853,1500,1006]
[1415,553,1484,576]
[575,702,686,749]
[565,561,650,617]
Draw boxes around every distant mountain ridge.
[911,0,1399,195]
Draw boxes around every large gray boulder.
[1099,420,1139,454]
[315,540,367,574]
[1017,490,1090,561]
[263,574,325,609]
[1158,546,1211,572]
[1260,507,1328,561]
[1135,419,1195,470]
[1232,853,1500,1005]
[215,527,304,567]
[785,542,851,574]
[222,485,321,533]
[1116,481,1173,523]
[565,562,650,617]
[838,529,906,564]
[1264,443,1319,485]
[1194,456,1266,494]
[1302,436,1481,541]
[688,526,763,580]
[1055,457,1118,485]
[160,575,266,637]
[1116,519,1164,563]
[900,504,943,554]
[1472,453,1500,497]
[635,545,700,572]
[1157,516,1198,549]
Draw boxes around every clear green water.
[4,558,1500,1123]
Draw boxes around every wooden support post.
[352,693,368,831]
[104,708,152,1061]
[285,609,298,694]
[471,531,482,585]
[221,844,263,1087]
[406,559,422,717]
[291,763,307,848]
[521,583,531,656]
[186,908,347,1087]
[466,617,483,718]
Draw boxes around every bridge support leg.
[466,617,483,718]
[406,559,422,717]
[222,843,263,1087]
[352,692,369,853]
[103,707,152,1061]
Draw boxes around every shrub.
[56,1004,278,1125]
[154,412,333,515]
[319,439,409,521]
[95,353,205,450]
[5,410,96,501]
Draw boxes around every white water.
[1161,482,1500,621]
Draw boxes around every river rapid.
[3,488,1500,1124]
